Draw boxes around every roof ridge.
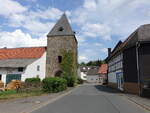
[0,46,47,50]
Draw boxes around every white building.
[108,52,123,90]
[78,66,94,81]
[86,67,100,83]
[0,47,46,85]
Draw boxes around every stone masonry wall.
[46,35,77,77]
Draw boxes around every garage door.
[6,74,21,84]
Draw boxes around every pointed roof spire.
[47,13,74,36]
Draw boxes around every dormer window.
[58,27,64,31]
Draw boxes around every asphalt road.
[32,84,149,113]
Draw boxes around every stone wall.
[46,35,77,77]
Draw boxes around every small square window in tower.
[58,27,64,31]
[58,56,62,63]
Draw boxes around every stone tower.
[46,13,78,77]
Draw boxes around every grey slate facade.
[46,13,78,77]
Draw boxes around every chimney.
[108,48,111,56]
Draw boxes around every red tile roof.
[0,47,46,60]
[98,64,108,74]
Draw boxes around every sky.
[0,0,150,63]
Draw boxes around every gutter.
[136,41,142,96]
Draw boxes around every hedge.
[42,77,67,93]
[24,77,41,88]
[25,77,41,84]
[63,75,76,87]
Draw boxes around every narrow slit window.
[0,74,2,80]
[58,56,62,63]
[37,65,40,71]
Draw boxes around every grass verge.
[0,90,46,100]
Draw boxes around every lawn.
[0,90,46,100]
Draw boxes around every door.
[0,74,2,81]
[116,72,124,91]
[6,74,21,84]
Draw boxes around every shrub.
[63,75,76,87]
[42,77,67,93]
[25,77,41,83]
[77,78,84,84]
[25,77,41,88]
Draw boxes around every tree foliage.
[80,60,105,66]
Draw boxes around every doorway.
[0,74,2,81]
[116,72,124,91]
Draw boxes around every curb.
[127,97,150,111]
[121,94,150,112]
[21,85,79,113]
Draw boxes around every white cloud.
[0,0,27,17]
[28,8,63,20]
[79,55,88,63]
[72,0,150,39]
[76,34,86,44]
[6,7,65,36]
[0,0,64,37]
[101,48,108,53]
[94,43,102,47]
[83,0,97,10]
[82,23,111,40]
[0,29,47,48]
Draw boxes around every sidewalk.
[0,88,74,113]
[122,93,150,111]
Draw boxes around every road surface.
[32,84,149,113]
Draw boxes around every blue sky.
[0,0,150,63]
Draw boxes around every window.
[18,67,23,72]
[58,27,64,31]
[83,76,87,78]
[37,65,40,71]
[58,56,62,63]
[0,74,1,80]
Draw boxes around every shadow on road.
[94,85,121,94]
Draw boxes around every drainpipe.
[136,41,141,96]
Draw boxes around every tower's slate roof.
[47,13,74,36]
